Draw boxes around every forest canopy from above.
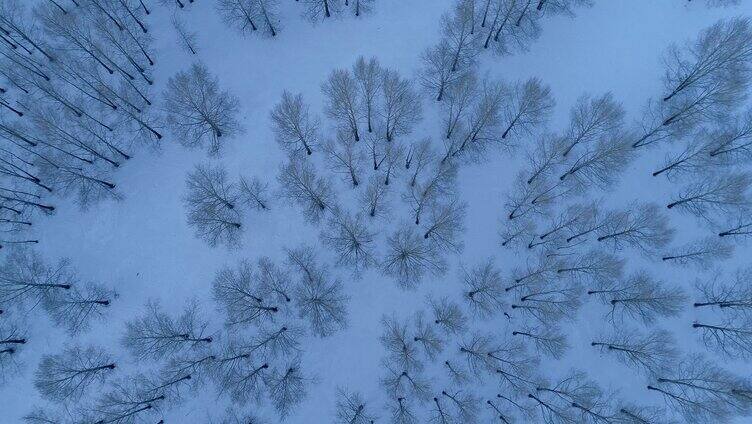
[1,0,752,423]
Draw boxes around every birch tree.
[122,300,213,361]
[184,163,243,248]
[270,91,319,156]
[380,69,422,142]
[164,63,241,156]
[278,158,337,223]
[591,328,677,376]
[500,77,554,140]
[322,68,361,141]
[34,345,116,402]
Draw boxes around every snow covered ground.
[2,0,751,422]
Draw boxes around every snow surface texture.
[1,0,752,423]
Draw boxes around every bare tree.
[591,328,677,376]
[184,163,243,248]
[216,409,269,424]
[512,325,568,359]
[267,360,308,419]
[561,92,625,157]
[559,132,634,190]
[421,198,467,253]
[443,78,506,162]
[322,68,361,141]
[257,256,293,305]
[380,141,405,186]
[353,56,382,133]
[510,279,582,324]
[388,396,418,424]
[412,311,444,360]
[239,175,270,211]
[441,72,477,139]
[661,236,732,269]
[216,0,279,37]
[459,334,538,394]
[122,300,212,361]
[667,172,751,221]
[381,224,447,289]
[0,248,72,309]
[428,296,467,335]
[172,15,197,55]
[380,69,422,142]
[647,354,752,423]
[294,271,348,337]
[530,370,616,424]
[615,404,674,424]
[481,0,542,56]
[211,336,270,405]
[440,0,480,73]
[164,63,240,156]
[556,250,624,286]
[303,0,342,21]
[404,138,437,188]
[651,18,752,139]
[487,393,535,424]
[432,390,480,423]
[212,260,279,327]
[404,163,457,225]
[346,0,375,16]
[694,316,752,359]
[537,202,598,243]
[694,268,752,317]
[320,208,377,274]
[42,282,115,335]
[462,259,505,317]
[34,345,116,402]
[270,90,319,156]
[596,202,675,254]
[0,314,25,382]
[380,360,431,401]
[719,212,752,238]
[278,158,337,223]
[419,41,469,101]
[359,175,391,218]
[500,77,554,140]
[499,216,535,248]
[587,271,686,325]
[323,131,366,187]
[507,253,559,292]
[661,17,752,104]
[535,0,593,15]
[336,388,376,424]
[91,373,170,424]
[651,130,717,179]
[381,315,423,372]
[706,107,752,163]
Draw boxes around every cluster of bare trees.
[0,248,114,386]
[182,162,269,247]
[434,0,592,72]
[0,0,161,250]
[635,18,752,236]
[215,0,377,37]
[418,0,590,108]
[313,56,422,148]
[486,13,752,424]
[7,1,752,423]
[269,56,468,285]
[25,247,346,423]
